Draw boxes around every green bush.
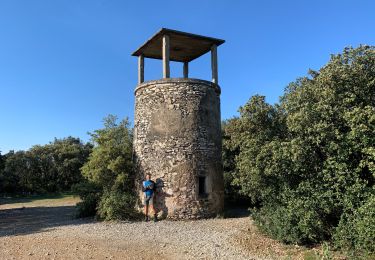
[97,190,139,221]
[252,193,330,244]
[334,194,375,256]
[76,115,137,221]
[76,193,99,218]
[72,181,101,218]
[222,119,252,206]
[226,45,375,254]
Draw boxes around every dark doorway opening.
[198,176,207,197]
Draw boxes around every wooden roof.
[132,28,225,62]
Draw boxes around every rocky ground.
[0,196,327,260]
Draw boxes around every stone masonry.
[133,78,224,219]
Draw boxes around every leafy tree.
[0,137,92,194]
[225,95,287,203]
[28,144,57,192]
[222,120,251,205]
[2,151,31,193]
[0,152,5,192]
[26,137,92,193]
[77,115,137,220]
[0,152,4,171]
[49,137,93,190]
[81,115,133,191]
[228,45,375,253]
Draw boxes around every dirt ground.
[0,196,335,260]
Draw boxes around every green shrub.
[253,195,331,245]
[222,119,255,206]
[97,190,139,221]
[334,194,375,256]
[76,193,99,218]
[226,45,375,253]
[75,115,138,221]
[223,170,251,205]
[72,182,101,218]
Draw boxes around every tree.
[49,137,93,190]
[222,119,252,205]
[77,115,137,220]
[0,152,6,192]
[81,115,133,191]
[27,137,92,193]
[228,45,375,252]
[0,137,92,194]
[0,152,4,171]
[225,95,287,203]
[2,151,31,193]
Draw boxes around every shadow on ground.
[223,206,251,218]
[0,205,89,237]
[0,200,251,238]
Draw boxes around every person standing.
[142,174,157,222]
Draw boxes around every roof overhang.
[132,28,225,62]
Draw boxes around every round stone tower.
[132,28,225,219]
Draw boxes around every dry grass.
[0,194,80,210]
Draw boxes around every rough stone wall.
[133,78,224,219]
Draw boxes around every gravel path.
[0,198,307,260]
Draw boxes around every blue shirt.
[143,180,154,196]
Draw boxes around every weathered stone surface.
[133,78,224,219]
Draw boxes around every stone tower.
[132,28,225,219]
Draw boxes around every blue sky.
[0,0,374,153]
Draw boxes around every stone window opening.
[198,176,208,198]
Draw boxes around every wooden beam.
[162,34,170,78]
[138,54,144,84]
[183,61,189,78]
[211,44,218,84]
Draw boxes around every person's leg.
[149,195,157,222]
[144,197,149,221]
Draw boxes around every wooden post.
[211,44,218,84]
[183,61,189,78]
[162,35,170,78]
[138,54,144,84]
